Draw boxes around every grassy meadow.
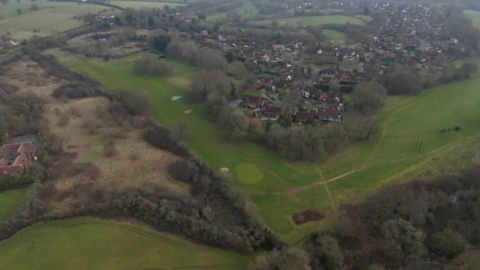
[109,1,184,9]
[0,218,247,270]
[251,15,365,27]
[0,189,26,221]
[324,29,348,44]
[207,1,259,21]
[0,1,118,40]
[64,53,480,243]
[465,10,480,30]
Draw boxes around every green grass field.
[0,218,247,270]
[207,1,259,22]
[0,1,118,40]
[251,15,365,27]
[0,189,27,221]
[465,10,480,30]
[324,29,348,44]
[109,1,184,9]
[65,54,480,243]
[354,14,373,22]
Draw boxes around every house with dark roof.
[318,108,342,122]
[354,72,368,82]
[269,80,287,92]
[339,71,354,82]
[302,86,324,100]
[241,95,265,110]
[295,110,314,123]
[263,105,283,119]
[319,69,337,80]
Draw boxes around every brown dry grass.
[167,76,191,88]
[3,59,65,99]
[44,97,188,195]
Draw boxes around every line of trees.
[382,61,478,96]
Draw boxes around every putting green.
[236,163,263,184]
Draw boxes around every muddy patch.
[292,209,325,225]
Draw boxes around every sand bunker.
[171,96,182,101]
[184,109,192,114]
[221,167,231,177]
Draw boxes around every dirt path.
[287,169,358,195]
[317,168,338,216]
[362,96,426,169]
[254,159,295,190]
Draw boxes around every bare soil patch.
[291,209,325,225]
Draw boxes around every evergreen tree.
[114,15,122,26]
[148,16,155,27]
[363,6,370,15]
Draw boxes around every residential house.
[326,91,344,111]
[296,111,314,123]
[256,77,273,89]
[0,142,35,176]
[339,71,354,82]
[263,105,283,119]
[280,73,293,82]
[241,95,265,110]
[319,69,337,80]
[269,80,287,92]
[272,45,285,52]
[318,108,342,122]
[261,53,272,63]
[302,86,324,100]
[354,72,368,82]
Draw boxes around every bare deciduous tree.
[134,55,171,77]
[351,81,386,115]
[186,69,230,103]
[172,120,190,142]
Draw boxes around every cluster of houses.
[238,88,344,124]
[171,1,468,126]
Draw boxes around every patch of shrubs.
[52,82,104,99]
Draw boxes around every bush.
[144,123,190,157]
[133,55,171,77]
[57,114,70,127]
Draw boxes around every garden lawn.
[109,1,184,9]
[251,15,365,27]
[324,29,348,45]
[207,1,259,21]
[0,218,247,270]
[65,54,480,243]
[354,14,373,22]
[0,1,119,40]
[0,189,27,221]
[465,10,480,30]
